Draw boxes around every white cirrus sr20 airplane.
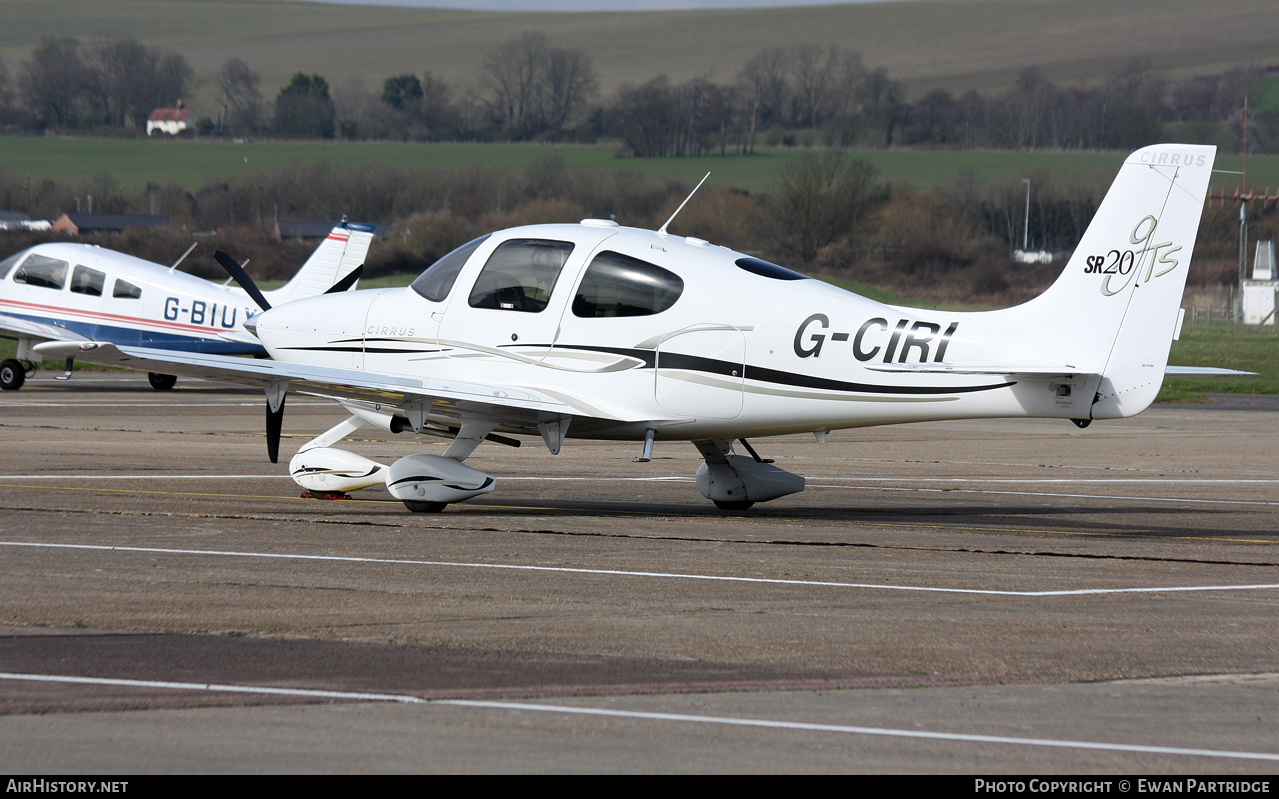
[38,144,1242,512]
[0,221,374,390]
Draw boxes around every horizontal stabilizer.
[1164,365,1257,376]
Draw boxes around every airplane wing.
[0,313,92,344]
[870,363,1255,377]
[866,362,1100,377]
[31,341,655,426]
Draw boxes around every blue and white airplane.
[0,222,374,390]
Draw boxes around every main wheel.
[713,499,755,511]
[0,359,25,391]
[403,500,448,513]
[148,373,177,390]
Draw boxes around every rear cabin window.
[468,239,574,313]
[572,251,683,318]
[113,279,142,299]
[410,234,491,302]
[12,254,68,289]
[70,266,106,296]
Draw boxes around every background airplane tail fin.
[985,144,1216,418]
[265,221,376,305]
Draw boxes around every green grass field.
[2,0,1277,114]
[1159,323,1279,401]
[6,136,1277,197]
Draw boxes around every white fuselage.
[253,222,1093,442]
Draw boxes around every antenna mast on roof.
[657,173,710,236]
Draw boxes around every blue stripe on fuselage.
[5,311,264,355]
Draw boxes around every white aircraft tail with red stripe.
[265,221,375,306]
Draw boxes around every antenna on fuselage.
[657,172,710,236]
[168,241,199,274]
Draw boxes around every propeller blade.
[214,250,271,312]
[266,394,286,464]
[324,264,364,295]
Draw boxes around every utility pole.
[1022,178,1031,250]
[1238,200,1247,322]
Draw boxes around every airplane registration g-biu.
[40,144,1228,512]
[0,221,374,390]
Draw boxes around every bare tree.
[771,152,881,263]
[612,76,681,157]
[217,57,262,135]
[18,38,94,129]
[544,47,597,132]
[86,39,192,129]
[790,45,839,129]
[482,33,595,140]
[859,67,904,147]
[0,57,13,124]
[738,48,790,153]
[483,32,549,139]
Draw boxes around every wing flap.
[866,362,1099,377]
[870,362,1254,378]
[0,313,91,343]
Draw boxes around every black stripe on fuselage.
[551,344,1014,396]
[280,345,444,354]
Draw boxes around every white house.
[147,102,197,136]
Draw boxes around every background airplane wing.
[31,341,654,427]
[0,313,92,344]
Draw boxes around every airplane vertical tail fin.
[265,222,376,305]
[969,144,1216,418]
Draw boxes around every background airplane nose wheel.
[403,500,448,513]
[147,372,177,390]
[0,359,25,391]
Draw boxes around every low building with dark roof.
[276,220,391,241]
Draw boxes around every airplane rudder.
[1089,145,1216,417]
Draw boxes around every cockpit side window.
[410,234,492,303]
[70,266,106,296]
[0,250,30,281]
[12,254,68,290]
[469,239,574,313]
[572,251,683,318]
[113,279,142,299]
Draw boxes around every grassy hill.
[5,136,1277,197]
[2,0,1277,115]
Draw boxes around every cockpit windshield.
[409,234,492,302]
[0,249,31,281]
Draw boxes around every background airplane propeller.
[214,250,271,311]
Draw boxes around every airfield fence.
[1189,306,1236,324]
